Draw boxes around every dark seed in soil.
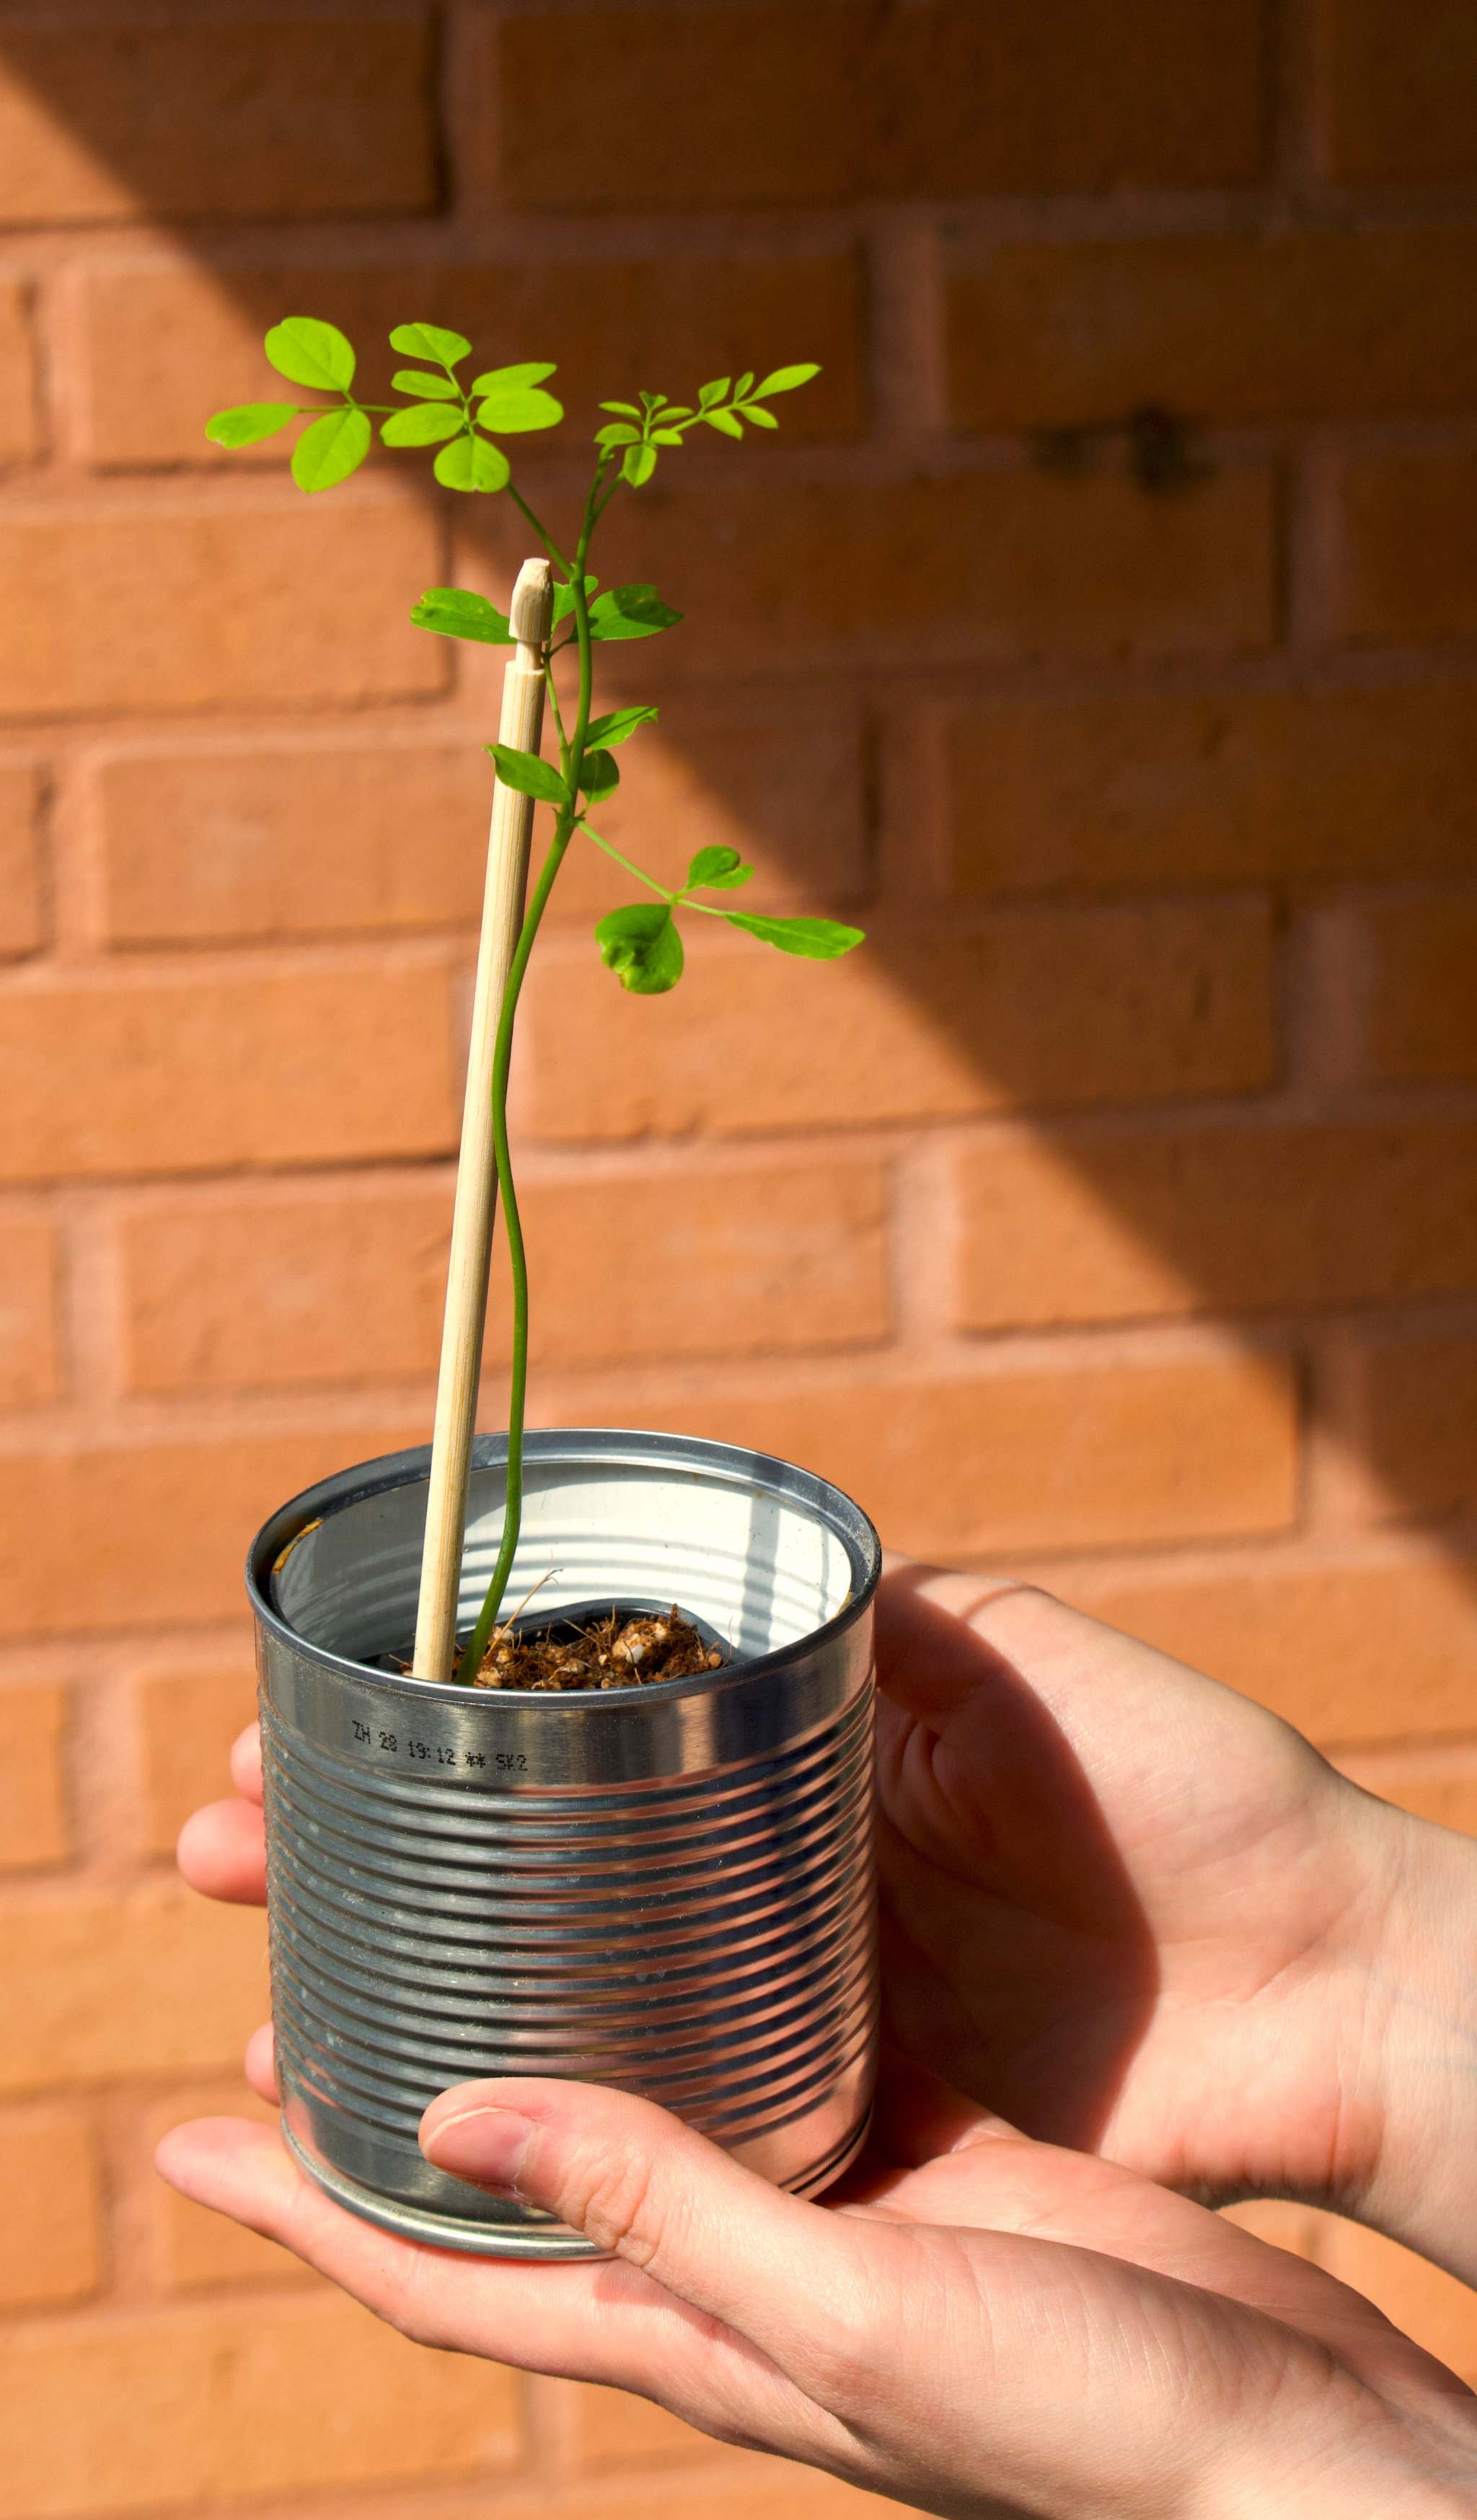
[472,1605,725,1692]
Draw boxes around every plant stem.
[453,462,609,1682]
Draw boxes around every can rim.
[246,1426,882,1706]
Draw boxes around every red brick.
[1337,1757,1477,1837]
[953,1120,1477,1329]
[1218,2198,1322,2257]
[1363,896,1477,1085]
[656,1350,1297,1557]
[0,1679,69,1868]
[0,758,44,957]
[0,2102,102,2309]
[136,2080,317,2293]
[0,958,457,1183]
[82,251,863,467]
[495,0,1265,208]
[118,1157,888,1397]
[1062,1553,1477,1743]
[563,2379,713,2470]
[0,494,445,717]
[0,278,37,462]
[945,682,1477,899]
[1361,1334,1477,1519]
[0,2292,517,2519]
[946,229,1477,429]
[0,1422,420,1639]
[0,1212,61,1402]
[95,710,866,948]
[521,902,1275,1141]
[1312,2221,1477,2382]
[578,469,1276,665]
[0,1885,265,2093]
[1325,0,1477,183]
[130,1663,257,1859]
[1337,451,1477,648]
[0,14,436,224]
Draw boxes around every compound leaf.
[265,317,356,392]
[736,402,779,428]
[470,361,557,395]
[588,582,684,641]
[701,405,744,439]
[687,845,752,890]
[486,743,568,804]
[381,402,462,446]
[392,368,459,400]
[433,432,511,492]
[290,403,371,492]
[622,442,658,486]
[389,322,470,366]
[697,377,730,408]
[205,402,298,446]
[581,748,620,802]
[723,911,864,959]
[596,902,684,994]
[754,363,821,397]
[586,703,658,749]
[410,586,515,644]
[595,422,640,448]
[475,384,563,432]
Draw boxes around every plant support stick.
[411,558,554,1683]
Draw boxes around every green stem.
[454,460,610,1682]
[578,818,672,900]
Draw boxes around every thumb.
[420,2076,869,2368]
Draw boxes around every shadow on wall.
[3,12,1476,1647]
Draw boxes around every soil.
[471,1604,726,1692]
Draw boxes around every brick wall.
[2,1,1476,2511]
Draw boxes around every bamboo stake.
[412,558,555,1681]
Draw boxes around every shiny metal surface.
[248,1428,881,2258]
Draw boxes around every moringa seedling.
[208,317,863,1680]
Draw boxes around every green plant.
[208,317,863,1679]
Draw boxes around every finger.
[420,2076,870,2379]
[873,1563,1049,1725]
[177,1797,267,1905]
[154,2115,810,2437]
[870,2048,1016,2169]
[244,2022,278,2103]
[229,1721,263,1804]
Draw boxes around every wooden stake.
[412,558,555,1681]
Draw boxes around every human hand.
[157,2043,1477,2520]
[870,1567,1477,2280]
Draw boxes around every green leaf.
[410,587,515,644]
[595,423,640,448]
[733,371,755,401]
[622,442,658,486]
[697,378,730,408]
[586,703,658,749]
[389,322,470,367]
[433,432,511,492]
[581,748,620,802]
[736,402,779,429]
[551,573,599,625]
[205,402,298,447]
[475,385,564,433]
[392,368,460,400]
[290,404,371,492]
[381,402,462,446]
[754,364,821,397]
[723,912,864,959]
[596,902,684,994]
[470,361,557,395]
[486,743,568,803]
[702,406,744,439]
[265,317,356,392]
[650,428,685,446]
[588,583,684,641]
[638,390,663,413]
[600,401,642,417]
[687,845,752,891]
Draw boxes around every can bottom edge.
[282,2106,873,2262]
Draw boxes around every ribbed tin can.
[247,1427,881,2259]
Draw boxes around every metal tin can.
[247,1427,881,2258]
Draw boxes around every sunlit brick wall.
[2,3,1477,2513]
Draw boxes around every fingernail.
[421,2105,534,2194]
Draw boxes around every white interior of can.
[273,1453,857,1675]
